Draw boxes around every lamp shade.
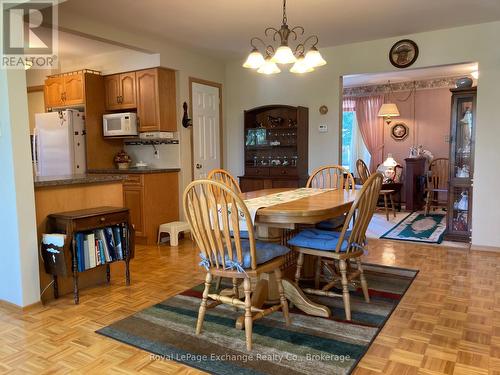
[271,45,297,64]
[257,57,281,74]
[290,55,314,74]
[383,153,398,167]
[304,47,327,68]
[377,103,400,117]
[243,49,265,69]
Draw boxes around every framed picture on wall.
[389,39,419,68]
[391,122,409,141]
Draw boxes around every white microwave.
[103,112,138,137]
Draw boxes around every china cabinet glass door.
[447,88,476,242]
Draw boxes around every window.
[341,109,371,173]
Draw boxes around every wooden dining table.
[238,187,357,319]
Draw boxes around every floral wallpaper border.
[343,76,469,97]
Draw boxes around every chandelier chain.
[282,0,287,25]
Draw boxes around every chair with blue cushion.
[183,179,290,351]
[288,173,383,321]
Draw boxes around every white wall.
[0,69,40,307]
[225,21,500,249]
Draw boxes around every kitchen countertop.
[34,174,127,188]
[88,167,181,174]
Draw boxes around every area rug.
[97,264,417,375]
[380,211,446,244]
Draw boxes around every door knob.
[196,163,202,169]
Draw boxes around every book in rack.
[45,206,135,304]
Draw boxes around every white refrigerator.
[33,109,87,176]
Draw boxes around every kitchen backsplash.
[124,143,181,169]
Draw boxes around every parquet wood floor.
[0,238,495,374]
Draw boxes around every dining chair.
[183,179,291,351]
[307,165,355,231]
[207,168,242,194]
[356,159,395,221]
[207,169,246,291]
[288,173,383,321]
[424,158,449,215]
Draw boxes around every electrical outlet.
[319,124,328,133]
[154,149,160,159]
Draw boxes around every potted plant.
[114,150,132,170]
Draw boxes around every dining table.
[235,187,357,321]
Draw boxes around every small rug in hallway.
[380,211,446,244]
[97,264,417,375]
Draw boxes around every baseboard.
[0,299,42,312]
[470,244,500,252]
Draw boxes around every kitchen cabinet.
[136,68,177,132]
[104,72,137,110]
[122,172,179,244]
[44,72,85,108]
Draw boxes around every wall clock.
[391,122,409,141]
[389,39,419,68]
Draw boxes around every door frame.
[189,77,224,180]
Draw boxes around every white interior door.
[192,82,221,179]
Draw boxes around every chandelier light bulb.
[243,49,265,69]
[304,47,327,68]
[257,56,281,74]
[271,45,297,64]
[290,55,314,74]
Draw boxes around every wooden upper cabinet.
[44,77,65,107]
[104,74,121,110]
[104,72,137,110]
[136,68,177,132]
[63,73,84,105]
[44,72,84,108]
[119,72,136,109]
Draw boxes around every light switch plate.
[319,124,328,133]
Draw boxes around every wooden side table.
[46,206,135,304]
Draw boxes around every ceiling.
[343,63,479,87]
[59,0,500,59]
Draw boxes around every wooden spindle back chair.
[306,165,355,191]
[425,158,449,215]
[291,173,384,320]
[207,168,241,194]
[183,179,290,350]
[356,159,371,184]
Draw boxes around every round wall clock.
[389,39,419,68]
[391,122,409,141]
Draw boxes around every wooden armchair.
[425,158,449,215]
[183,179,290,351]
[289,173,383,320]
[356,159,395,220]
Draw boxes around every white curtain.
[348,113,371,173]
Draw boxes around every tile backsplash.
[124,143,181,169]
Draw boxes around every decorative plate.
[319,105,328,115]
[389,39,419,68]
[391,122,409,141]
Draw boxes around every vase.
[455,77,473,89]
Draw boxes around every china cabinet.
[239,105,309,192]
[446,87,476,242]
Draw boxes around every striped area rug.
[97,264,417,375]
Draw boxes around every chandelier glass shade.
[243,0,326,74]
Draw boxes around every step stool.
[157,221,191,246]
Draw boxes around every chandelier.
[242,0,326,74]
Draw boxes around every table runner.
[238,188,332,231]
